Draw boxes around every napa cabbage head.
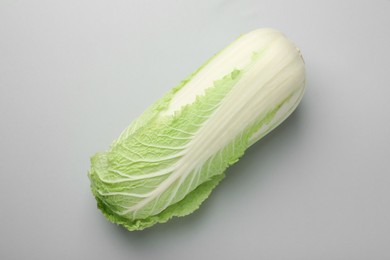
[88,28,305,231]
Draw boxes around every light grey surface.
[1,0,390,259]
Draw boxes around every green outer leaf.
[89,69,242,222]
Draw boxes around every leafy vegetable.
[89,28,305,231]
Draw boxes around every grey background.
[1,0,389,259]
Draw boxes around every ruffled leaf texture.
[89,70,244,230]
